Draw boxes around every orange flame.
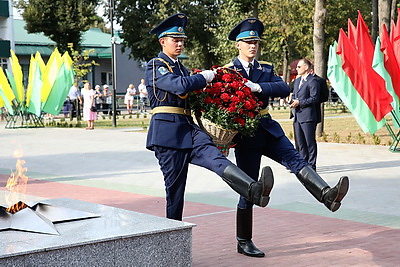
[5,154,29,212]
[6,201,28,214]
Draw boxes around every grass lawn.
[45,103,398,148]
[269,103,395,147]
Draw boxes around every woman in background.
[81,82,97,130]
[124,83,136,114]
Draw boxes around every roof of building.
[13,19,114,57]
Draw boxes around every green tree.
[114,0,221,69]
[114,0,372,72]
[15,0,100,53]
[68,44,99,84]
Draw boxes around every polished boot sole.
[258,166,274,207]
[327,176,349,212]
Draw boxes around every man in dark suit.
[145,13,273,221]
[225,19,349,258]
[290,58,320,170]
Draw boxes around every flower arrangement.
[190,67,262,142]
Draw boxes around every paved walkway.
[0,122,399,266]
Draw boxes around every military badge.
[178,27,183,32]
[250,31,255,36]
[158,66,169,75]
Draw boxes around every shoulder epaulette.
[223,62,234,68]
[258,61,273,66]
[153,58,173,72]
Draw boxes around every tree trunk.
[372,0,379,42]
[282,43,289,83]
[379,0,392,33]
[391,0,397,23]
[313,0,327,137]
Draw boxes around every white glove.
[245,81,262,93]
[200,70,216,83]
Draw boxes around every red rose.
[213,82,223,89]
[205,96,213,104]
[234,117,245,126]
[231,96,240,104]
[244,100,254,110]
[221,73,233,82]
[242,86,251,95]
[213,98,222,105]
[220,93,230,102]
[209,86,220,95]
[192,68,202,74]
[227,106,237,113]
[236,90,245,99]
[230,80,243,90]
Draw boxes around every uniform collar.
[233,57,262,81]
[158,52,175,64]
[237,57,255,69]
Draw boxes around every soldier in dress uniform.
[145,13,274,222]
[224,18,349,258]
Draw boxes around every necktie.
[248,63,253,80]
[176,60,185,76]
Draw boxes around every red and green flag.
[337,28,392,122]
[328,42,385,134]
[373,37,400,129]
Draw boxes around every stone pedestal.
[0,198,195,266]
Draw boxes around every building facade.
[0,2,145,94]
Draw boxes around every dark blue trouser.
[293,120,317,170]
[235,129,307,209]
[153,126,231,220]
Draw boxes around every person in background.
[102,84,112,115]
[124,83,137,114]
[138,78,148,113]
[94,85,103,112]
[81,82,97,130]
[225,18,349,258]
[290,59,320,171]
[68,82,82,119]
[145,13,274,222]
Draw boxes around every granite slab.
[0,198,195,266]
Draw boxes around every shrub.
[357,133,366,144]
[372,134,381,145]
[333,132,340,143]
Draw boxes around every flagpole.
[109,0,117,127]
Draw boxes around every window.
[101,72,112,86]
[0,58,8,70]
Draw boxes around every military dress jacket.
[226,58,291,147]
[145,52,207,150]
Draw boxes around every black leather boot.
[296,165,349,212]
[237,207,265,257]
[222,165,274,207]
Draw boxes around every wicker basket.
[195,115,237,156]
